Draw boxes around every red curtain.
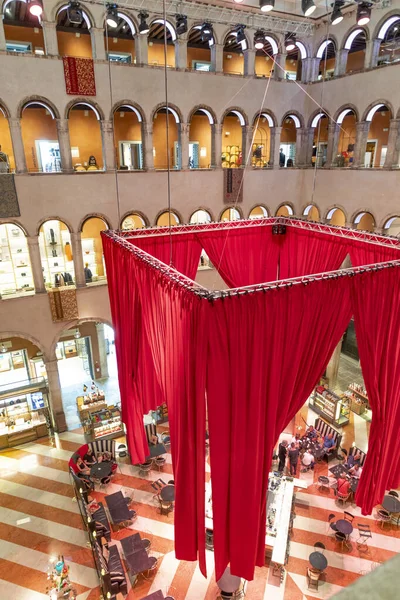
[207,278,352,581]
[279,228,349,279]
[353,267,400,514]
[129,234,202,280]
[197,226,280,287]
[349,240,400,267]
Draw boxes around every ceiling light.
[331,1,344,25]
[302,0,316,17]
[176,14,187,35]
[201,22,213,43]
[254,30,265,50]
[67,2,83,25]
[357,2,372,26]
[260,0,275,12]
[138,11,150,35]
[233,0,245,3]
[74,328,81,339]
[0,345,7,354]
[28,0,43,17]
[106,3,118,28]
[285,33,296,52]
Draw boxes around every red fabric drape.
[279,228,349,279]
[197,226,280,287]
[62,57,96,96]
[353,267,400,514]
[349,240,400,267]
[129,234,202,281]
[207,278,352,581]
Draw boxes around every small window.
[285,72,297,81]
[6,41,32,54]
[192,61,212,71]
[108,52,132,64]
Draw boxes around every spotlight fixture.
[138,11,150,35]
[357,2,372,26]
[260,0,275,12]
[0,345,7,354]
[201,22,213,43]
[254,30,265,50]
[28,0,43,17]
[285,33,296,52]
[236,25,246,45]
[106,3,118,28]
[176,14,188,35]
[301,0,316,17]
[67,2,83,25]
[233,0,245,3]
[330,1,344,25]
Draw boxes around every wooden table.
[105,490,132,523]
[147,443,167,459]
[121,532,146,556]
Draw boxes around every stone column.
[45,359,67,432]
[244,49,255,76]
[384,119,400,168]
[302,127,316,167]
[309,57,322,82]
[0,13,7,52]
[245,126,255,166]
[211,43,223,73]
[96,323,109,378]
[364,38,381,69]
[326,122,340,167]
[268,127,276,167]
[8,118,27,173]
[325,339,343,388]
[273,53,287,80]
[143,123,154,170]
[100,120,116,171]
[42,20,59,57]
[241,126,248,164]
[180,123,190,169]
[135,33,148,66]
[27,236,46,293]
[90,27,107,61]
[70,232,86,288]
[212,123,222,168]
[174,37,187,70]
[272,127,282,168]
[56,119,73,173]
[300,58,312,83]
[352,121,370,167]
[295,128,308,166]
[334,49,349,77]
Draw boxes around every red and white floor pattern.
[0,412,399,599]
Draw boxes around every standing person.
[288,442,300,476]
[278,440,288,472]
[0,145,9,173]
[279,148,286,167]
[84,262,93,283]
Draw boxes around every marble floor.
[0,410,399,599]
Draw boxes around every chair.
[142,538,151,552]
[327,513,337,534]
[139,460,153,476]
[142,556,158,580]
[161,430,171,447]
[388,490,399,498]
[168,480,175,485]
[335,531,350,551]
[377,508,391,529]
[356,523,372,549]
[318,476,330,492]
[337,492,350,506]
[206,528,214,550]
[344,511,355,522]
[307,567,320,591]
[155,456,166,471]
[158,497,173,516]
[314,541,325,553]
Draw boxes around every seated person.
[323,433,336,454]
[76,457,94,490]
[345,451,361,469]
[149,434,158,446]
[83,448,97,466]
[291,433,301,448]
[302,450,315,470]
[336,476,350,497]
[349,463,363,479]
[98,450,118,473]
[305,426,318,440]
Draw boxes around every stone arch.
[149,17,177,41]
[78,213,112,232]
[302,203,321,221]
[187,22,218,45]
[18,96,60,120]
[151,102,183,124]
[373,10,400,41]
[295,40,309,59]
[219,205,243,220]
[105,10,138,37]
[119,210,149,228]
[351,209,377,225]
[53,1,95,28]
[341,25,369,50]
[189,207,215,223]
[361,100,394,122]
[325,205,347,223]
[307,108,330,128]
[0,219,29,236]
[281,111,304,129]
[49,317,114,360]
[380,213,400,231]
[0,98,11,118]
[188,105,217,125]
[36,216,74,235]
[0,330,50,362]
[333,104,360,123]
[253,109,277,128]
[248,204,270,218]
[315,35,338,58]
[220,107,248,126]
[110,100,146,123]
[65,98,105,121]
[221,25,250,50]
[275,202,295,217]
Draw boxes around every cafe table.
[309,551,328,571]
[336,519,353,536]
[382,495,400,514]
[105,490,132,524]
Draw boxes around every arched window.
[81,217,108,284]
[121,213,146,230]
[280,115,301,167]
[153,107,181,170]
[285,41,307,81]
[316,39,336,80]
[148,19,176,68]
[38,219,75,288]
[189,109,214,169]
[336,108,357,167]
[20,102,60,173]
[0,107,14,172]
[252,113,274,167]
[326,207,346,226]
[220,207,241,221]
[56,4,92,58]
[223,29,247,75]
[114,105,143,170]
[156,211,180,226]
[344,29,367,73]
[249,206,269,219]
[303,204,320,221]
[222,111,246,168]
[0,223,34,297]
[187,25,214,71]
[255,35,278,78]
[377,16,400,66]
[276,204,294,217]
[3,0,45,55]
[190,209,212,224]
[310,113,329,167]
[104,11,136,64]
[68,103,103,171]
[364,104,391,168]
[354,211,375,232]
[0,334,47,385]
[383,216,400,236]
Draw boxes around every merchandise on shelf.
[0,224,34,296]
[87,406,123,440]
[0,392,49,447]
[39,221,75,288]
[309,386,349,427]
[46,556,77,599]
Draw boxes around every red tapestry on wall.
[63,57,96,96]
[223,168,243,204]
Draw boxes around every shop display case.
[86,407,123,440]
[348,383,369,409]
[39,221,75,288]
[309,386,350,427]
[0,224,34,296]
[0,391,49,448]
[77,392,107,422]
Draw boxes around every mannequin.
[84,262,92,283]
[87,156,99,171]
[65,241,73,262]
[54,273,65,287]
[0,145,10,173]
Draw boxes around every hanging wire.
[161,0,173,266]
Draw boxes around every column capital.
[41,20,57,29]
[181,123,190,135]
[8,117,22,128]
[100,119,113,131]
[214,123,223,134]
[27,236,39,248]
[356,121,371,132]
[90,27,105,34]
[56,118,69,133]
